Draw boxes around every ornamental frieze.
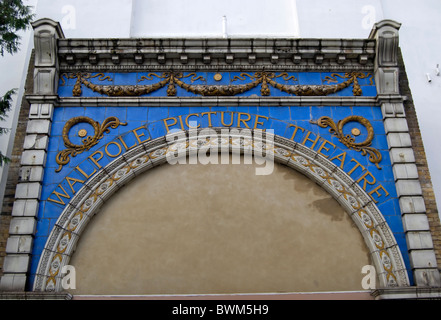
[59,71,374,97]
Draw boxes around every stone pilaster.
[370,20,441,287]
[0,19,64,291]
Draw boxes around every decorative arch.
[33,127,410,292]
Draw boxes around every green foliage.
[0,88,15,127]
[0,0,35,56]
[0,151,11,166]
[0,0,34,166]
[0,88,16,166]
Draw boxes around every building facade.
[0,18,440,299]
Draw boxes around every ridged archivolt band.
[60,71,373,97]
[33,128,409,292]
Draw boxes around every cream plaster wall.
[68,158,371,295]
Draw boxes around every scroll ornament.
[55,116,127,172]
[311,115,382,169]
[61,71,373,97]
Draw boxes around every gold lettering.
[253,115,269,130]
[237,112,252,129]
[316,139,336,158]
[220,111,234,127]
[368,185,390,203]
[288,124,305,141]
[105,141,122,158]
[163,117,178,133]
[75,162,97,179]
[185,113,201,129]
[65,176,85,194]
[201,111,217,127]
[118,135,136,151]
[356,171,377,191]
[301,131,320,149]
[88,150,104,169]
[178,115,185,130]
[347,159,366,176]
[329,152,347,169]
[47,185,71,205]
[132,126,150,144]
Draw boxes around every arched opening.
[33,129,409,293]
[68,156,372,295]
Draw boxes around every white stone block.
[409,250,438,269]
[12,199,39,217]
[393,163,419,180]
[377,67,399,95]
[402,214,430,232]
[0,274,27,291]
[390,148,415,164]
[381,102,405,118]
[384,118,409,133]
[396,180,422,197]
[19,166,44,182]
[8,217,36,235]
[15,183,41,199]
[26,119,51,135]
[413,269,441,287]
[399,196,426,214]
[33,68,57,95]
[387,132,412,148]
[20,150,47,166]
[406,232,434,250]
[6,236,33,253]
[23,135,49,150]
[29,103,54,119]
[2,255,30,273]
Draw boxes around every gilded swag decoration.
[60,71,373,97]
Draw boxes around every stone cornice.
[57,38,375,71]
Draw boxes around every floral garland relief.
[59,71,374,97]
